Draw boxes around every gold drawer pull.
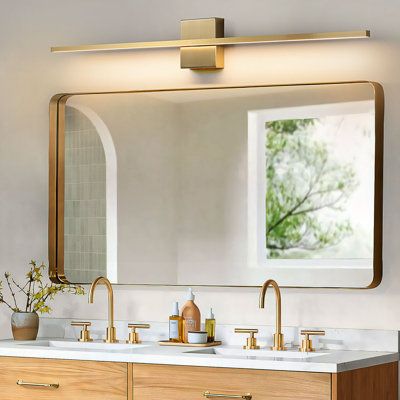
[17,379,60,389]
[203,391,252,399]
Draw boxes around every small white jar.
[187,331,208,344]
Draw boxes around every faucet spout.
[89,276,118,343]
[259,279,285,351]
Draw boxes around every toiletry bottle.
[205,308,216,343]
[181,288,201,343]
[169,302,183,342]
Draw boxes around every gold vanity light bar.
[52,18,370,70]
[51,30,370,53]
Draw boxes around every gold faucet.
[259,279,285,351]
[89,276,118,343]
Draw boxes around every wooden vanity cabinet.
[132,364,331,399]
[0,357,396,399]
[332,361,398,400]
[0,357,128,400]
[132,362,398,400]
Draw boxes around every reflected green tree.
[266,119,357,258]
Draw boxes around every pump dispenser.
[181,288,201,342]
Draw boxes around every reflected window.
[248,100,375,269]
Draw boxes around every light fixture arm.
[51,18,370,71]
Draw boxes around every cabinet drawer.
[132,364,331,400]
[0,356,127,400]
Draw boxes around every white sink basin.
[18,340,150,351]
[186,347,328,359]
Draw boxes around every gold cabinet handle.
[203,391,252,399]
[17,379,60,389]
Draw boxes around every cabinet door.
[132,364,331,400]
[0,356,128,400]
[332,362,398,400]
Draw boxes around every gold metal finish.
[127,323,150,344]
[16,380,60,389]
[203,391,252,399]
[180,18,224,70]
[234,328,260,350]
[299,330,325,352]
[48,94,64,283]
[181,18,225,40]
[49,81,384,288]
[49,94,70,284]
[71,321,93,342]
[51,16,369,69]
[88,277,118,343]
[259,279,286,351]
[180,46,224,70]
[51,30,370,53]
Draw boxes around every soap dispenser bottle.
[169,302,183,343]
[181,288,201,343]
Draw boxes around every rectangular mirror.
[49,81,383,288]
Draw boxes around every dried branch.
[11,278,28,296]
[0,297,16,312]
[4,274,19,311]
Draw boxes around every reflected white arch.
[67,99,118,283]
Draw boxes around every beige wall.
[0,0,399,337]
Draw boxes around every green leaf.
[265,118,357,258]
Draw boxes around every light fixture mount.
[180,18,225,70]
[51,18,370,71]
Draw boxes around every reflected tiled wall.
[64,106,107,282]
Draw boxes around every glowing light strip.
[51,30,370,53]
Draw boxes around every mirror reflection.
[56,82,382,287]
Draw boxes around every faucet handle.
[127,323,151,344]
[71,321,93,342]
[234,328,260,350]
[299,330,325,352]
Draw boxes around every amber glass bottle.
[169,302,183,342]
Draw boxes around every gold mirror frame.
[49,81,384,288]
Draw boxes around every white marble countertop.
[0,338,397,373]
